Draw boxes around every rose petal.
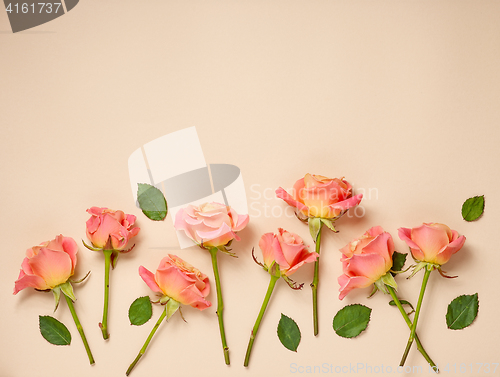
[177,284,212,310]
[343,253,388,282]
[398,227,425,261]
[61,236,78,272]
[285,251,318,276]
[361,231,394,271]
[276,187,309,213]
[155,264,196,300]
[13,270,49,294]
[338,274,373,300]
[196,222,235,247]
[434,235,466,265]
[324,194,363,218]
[411,224,451,261]
[139,266,162,293]
[28,248,73,288]
[259,233,277,268]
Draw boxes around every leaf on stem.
[129,296,153,326]
[137,183,168,221]
[333,304,371,338]
[391,251,407,276]
[277,314,301,352]
[389,299,415,315]
[461,195,485,222]
[446,293,479,330]
[39,315,72,345]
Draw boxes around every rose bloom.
[276,174,363,219]
[259,228,318,276]
[398,223,465,266]
[14,235,78,294]
[174,202,249,248]
[139,254,211,310]
[86,207,140,250]
[338,226,394,300]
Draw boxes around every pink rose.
[14,235,78,294]
[258,228,318,276]
[86,207,140,250]
[276,173,363,219]
[174,202,249,248]
[139,254,211,310]
[338,226,394,300]
[398,223,465,266]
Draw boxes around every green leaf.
[446,293,479,330]
[389,299,415,315]
[308,217,322,242]
[277,314,301,352]
[137,183,168,221]
[461,195,485,222]
[333,304,371,338]
[391,251,407,276]
[129,296,153,326]
[39,315,71,346]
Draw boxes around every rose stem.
[386,285,438,373]
[126,306,167,376]
[64,294,95,365]
[311,226,322,336]
[209,247,230,365]
[400,267,432,367]
[244,274,279,367]
[101,249,112,340]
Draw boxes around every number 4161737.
[5,3,62,14]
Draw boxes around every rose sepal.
[70,270,91,284]
[407,261,438,279]
[308,217,322,241]
[165,298,181,320]
[373,272,398,296]
[380,272,398,290]
[158,295,181,319]
[82,240,102,252]
[59,281,77,302]
[52,286,62,312]
[320,218,338,233]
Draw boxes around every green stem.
[209,247,230,365]
[64,294,95,365]
[400,268,432,367]
[101,249,112,340]
[126,307,167,376]
[312,227,322,336]
[386,285,438,373]
[244,274,279,367]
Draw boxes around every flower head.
[174,202,249,249]
[276,174,362,220]
[14,235,78,294]
[338,226,395,300]
[398,223,465,266]
[139,254,211,310]
[258,228,318,277]
[86,207,140,250]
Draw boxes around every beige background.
[1,1,499,376]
